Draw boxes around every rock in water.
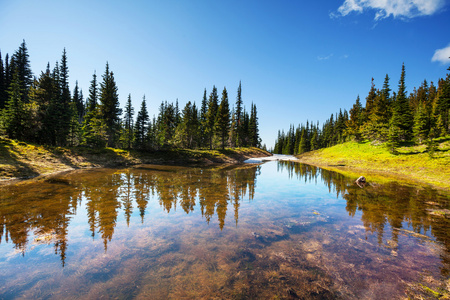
[356,176,366,183]
[355,176,366,187]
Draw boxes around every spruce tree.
[363,78,377,119]
[391,63,413,141]
[310,126,319,151]
[86,71,98,113]
[215,87,231,149]
[67,100,81,146]
[249,103,259,147]
[206,86,218,149]
[298,127,308,154]
[99,62,122,147]
[200,88,208,147]
[134,95,149,149]
[413,102,428,144]
[122,94,134,149]
[241,109,250,147]
[55,49,72,146]
[0,51,6,109]
[4,53,11,92]
[10,40,33,103]
[432,76,450,136]
[4,70,24,140]
[177,101,199,148]
[346,95,363,141]
[235,81,243,146]
[29,66,60,145]
[73,81,85,123]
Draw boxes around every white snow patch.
[244,154,298,164]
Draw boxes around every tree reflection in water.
[1,162,450,298]
[278,160,450,276]
[0,164,260,265]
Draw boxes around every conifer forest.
[274,63,450,155]
[0,41,260,150]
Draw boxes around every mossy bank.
[0,137,271,184]
[296,138,450,190]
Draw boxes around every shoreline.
[295,141,450,191]
[0,138,271,186]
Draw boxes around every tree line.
[0,40,260,150]
[274,63,450,155]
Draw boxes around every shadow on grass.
[0,138,40,179]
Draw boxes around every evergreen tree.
[0,51,7,109]
[10,40,33,102]
[363,78,377,119]
[122,94,134,149]
[310,125,319,151]
[4,53,11,92]
[242,109,250,147]
[390,63,413,141]
[4,70,24,140]
[30,67,59,145]
[175,98,181,126]
[200,88,208,148]
[99,62,122,147]
[346,95,363,141]
[249,103,259,147]
[229,107,237,147]
[86,71,98,113]
[177,101,199,148]
[298,126,308,154]
[81,109,108,148]
[73,81,85,123]
[156,101,176,148]
[386,120,401,154]
[134,95,149,149]
[206,86,219,149]
[413,102,428,144]
[432,76,450,136]
[215,87,231,149]
[67,100,81,146]
[54,49,72,146]
[235,81,243,146]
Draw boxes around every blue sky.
[1,0,449,147]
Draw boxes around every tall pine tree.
[10,40,33,103]
[215,87,231,149]
[206,86,219,149]
[134,95,149,149]
[122,94,134,149]
[390,63,413,142]
[99,62,122,147]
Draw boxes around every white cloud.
[334,0,445,20]
[432,44,450,64]
[317,54,334,60]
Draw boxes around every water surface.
[0,161,449,299]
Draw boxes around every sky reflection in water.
[0,161,449,299]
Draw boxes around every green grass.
[0,137,270,182]
[297,138,450,190]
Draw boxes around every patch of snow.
[244,154,298,164]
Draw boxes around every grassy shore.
[0,137,271,183]
[296,137,450,190]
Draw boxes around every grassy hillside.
[0,137,270,183]
[297,137,450,190]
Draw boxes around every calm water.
[0,161,449,299]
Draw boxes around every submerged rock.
[355,176,367,188]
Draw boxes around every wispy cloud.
[432,44,450,65]
[317,54,334,61]
[332,0,445,20]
